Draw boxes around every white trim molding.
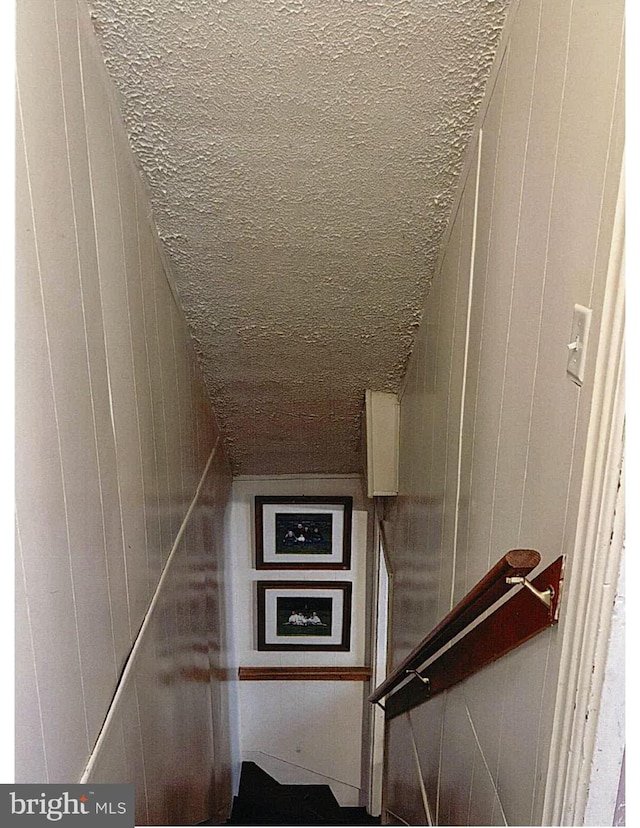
[543,164,625,825]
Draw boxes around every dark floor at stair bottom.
[211,761,381,825]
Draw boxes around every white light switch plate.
[567,304,592,386]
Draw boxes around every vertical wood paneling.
[16,5,93,776]
[383,0,624,823]
[470,0,542,578]
[15,523,49,784]
[137,197,172,569]
[109,115,153,627]
[437,693,479,826]
[492,636,555,824]
[448,139,481,611]
[460,664,509,791]
[151,247,181,550]
[481,0,544,563]
[16,1,234,818]
[385,714,428,825]
[169,301,187,505]
[79,19,138,642]
[54,0,127,683]
[501,0,574,554]
[174,310,197,498]
[518,0,624,555]
[118,686,150,825]
[111,122,154,597]
[407,694,446,822]
[131,193,164,597]
[436,198,466,622]
[457,53,509,595]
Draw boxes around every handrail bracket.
[406,669,430,693]
[505,576,554,609]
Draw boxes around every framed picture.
[257,581,352,651]
[255,495,353,570]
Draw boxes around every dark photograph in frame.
[256,580,352,651]
[255,495,353,570]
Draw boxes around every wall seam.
[435,693,446,824]
[150,241,174,552]
[59,3,121,677]
[134,184,165,574]
[110,104,152,605]
[517,0,575,542]
[466,743,476,826]
[15,515,51,782]
[406,711,433,826]
[429,207,464,623]
[587,19,625,307]
[487,0,543,570]
[484,7,544,817]
[439,194,464,617]
[77,26,134,642]
[529,631,555,822]
[464,702,507,825]
[463,46,510,587]
[132,683,151,824]
[168,303,186,508]
[449,130,482,612]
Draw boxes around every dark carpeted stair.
[222,761,381,825]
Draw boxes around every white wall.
[228,475,371,806]
[15,1,234,822]
[382,0,624,824]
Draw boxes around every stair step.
[224,761,380,825]
[238,761,283,799]
[278,783,341,817]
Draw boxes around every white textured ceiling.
[87,0,509,475]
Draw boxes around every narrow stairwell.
[214,761,381,826]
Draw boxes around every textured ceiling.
[87,0,509,475]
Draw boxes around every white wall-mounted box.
[365,390,399,497]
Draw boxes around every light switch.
[567,304,592,386]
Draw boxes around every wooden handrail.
[384,556,564,719]
[368,548,541,704]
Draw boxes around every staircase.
[222,761,381,825]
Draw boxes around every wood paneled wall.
[15,1,234,822]
[382,0,624,823]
